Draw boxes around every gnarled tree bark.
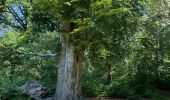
[54,20,83,100]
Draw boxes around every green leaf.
[64,2,71,6]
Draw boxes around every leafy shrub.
[82,81,98,97]
[0,77,27,100]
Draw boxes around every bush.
[82,81,98,97]
[106,81,129,98]
[0,77,27,100]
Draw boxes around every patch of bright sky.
[0,3,24,36]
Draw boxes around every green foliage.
[0,0,170,99]
[0,30,58,99]
[0,76,27,100]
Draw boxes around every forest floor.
[85,89,170,100]
[85,97,152,100]
[86,97,124,100]
[156,89,170,100]
[85,97,169,100]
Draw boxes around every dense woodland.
[0,0,170,100]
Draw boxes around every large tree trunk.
[54,20,83,100]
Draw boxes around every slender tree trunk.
[155,32,163,81]
[106,64,112,84]
[9,63,15,80]
[54,20,83,100]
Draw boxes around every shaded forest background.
[0,0,170,100]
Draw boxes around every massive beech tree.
[0,0,169,100]
[1,0,148,100]
[50,0,142,99]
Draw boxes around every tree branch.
[8,7,25,29]
[17,51,58,57]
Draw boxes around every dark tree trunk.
[106,64,112,84]
[54,20,83,100]
[9,64,15,80]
